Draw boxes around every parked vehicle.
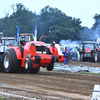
[0,37,16,64]
[46,41,65,62]
[80,41,100,62]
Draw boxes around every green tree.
[0,4,83,43]
[92,13,100,29]
[10,3,37,36]
[2,3,38,37]
[39,6,82,43]
[0,18,5,32]
[91,13,100,40]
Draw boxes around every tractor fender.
[12,47,22,60]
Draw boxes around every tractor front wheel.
[46,63,54,71]
[25,58,32,73]
[31,67,40,74]
[25,58,40,73]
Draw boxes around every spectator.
[62,47,72,64]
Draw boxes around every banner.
[34,25,37,41]
[16,25,21,46]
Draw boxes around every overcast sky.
[0,0,100,28]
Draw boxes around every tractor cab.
[0,37,16,63]
[0,37,16,52]
[1,37,16,46]
[82,41,98,55]
[20,33,34,42]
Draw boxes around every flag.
[16,25,21,46]
[34,25,37,41]
[32,34,34,39]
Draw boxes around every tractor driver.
[51,40,56,54]
[20,38,25,58]
[20,38,25,46]
[51,40,56,48]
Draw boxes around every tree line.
[0,3,99,43]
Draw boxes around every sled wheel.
[92,53,97,62]
[25,58,32,73]
[3,48,20,73]
[46,63,54,71]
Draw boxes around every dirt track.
[0,61,100,100]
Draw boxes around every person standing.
[62,47,69,64]
[75,46,80,61]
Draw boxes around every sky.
[0,0,100,28]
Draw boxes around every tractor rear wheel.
[92,52,97,62]
[3,48,20,73]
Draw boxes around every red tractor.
[3,40,55,73]
[46,41,65,62]
[80,41,100,62]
